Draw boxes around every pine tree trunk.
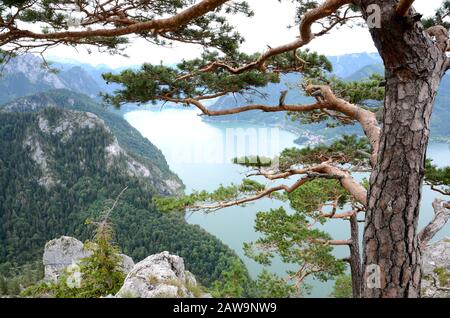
[358,0,448,297]
[349,213,362,298]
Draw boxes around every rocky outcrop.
[42,237,206,298]
[43,236,134,282]
[422,238,450,298]
[116,251,206,298]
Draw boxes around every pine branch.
[396,0,416,17]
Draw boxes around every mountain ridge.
[1,89,183,193]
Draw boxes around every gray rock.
[422,238,450,298]
[43,236,134,282]
[43,236,91,282]
[118,254,135,274]
[116,251,203,298]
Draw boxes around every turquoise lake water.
[125,108,450,297]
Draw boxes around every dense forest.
[0,105,243,294]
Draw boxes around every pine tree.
[2,0,450,298]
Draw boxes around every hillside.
[345,64,384,81]
[0,54,106,104]
[1,89,182,193]
[326,52,382,78]
[0,105,242,288]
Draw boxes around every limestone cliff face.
[0,54,102,104]
[11,106,182,195]
[1,90,184,195]
[422,238,450,298]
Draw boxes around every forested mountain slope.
[1,89,182,192]
[0,96,241,288]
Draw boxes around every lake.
[125,108,450,297]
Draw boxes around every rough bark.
[349,213,362,298]
[359,0,448,298]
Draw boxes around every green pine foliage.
[244,207,346,294]
[330,274,353,298]
[422,1,450,29]
[75,222,125,298]
[279,134,371,169]
[101,49,332,107]
[154,178,278,212]
[425,159,450,195]
[288,179,350,220]
[210,258,252,298]
[250,270,296,298]
[0,1,254,57]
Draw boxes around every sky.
[45,0,444,68]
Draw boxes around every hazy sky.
[45,0,444,67]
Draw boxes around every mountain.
[1,89,182,193]
[0,92,241,287]
[0,54,106,104]
[327,52,382,78]
[345,64,384,81]
[203,73,311,133]
[47,59,126,95]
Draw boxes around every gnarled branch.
[418,199,450,248]
[0,0,230,46]
[304,84,381,166]
[185,160,367,212]
[426,25,449,53]
[175,0,355,78]
[396,0,415,17]
[163,84,381,168]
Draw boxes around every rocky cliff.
[42,236,208,298]
[43,236,450,298]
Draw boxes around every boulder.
[422,238,450,298]
[43,236,91,282]
[43,236,134,282]
[116,251,204,298]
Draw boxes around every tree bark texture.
[358,0,448,298]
